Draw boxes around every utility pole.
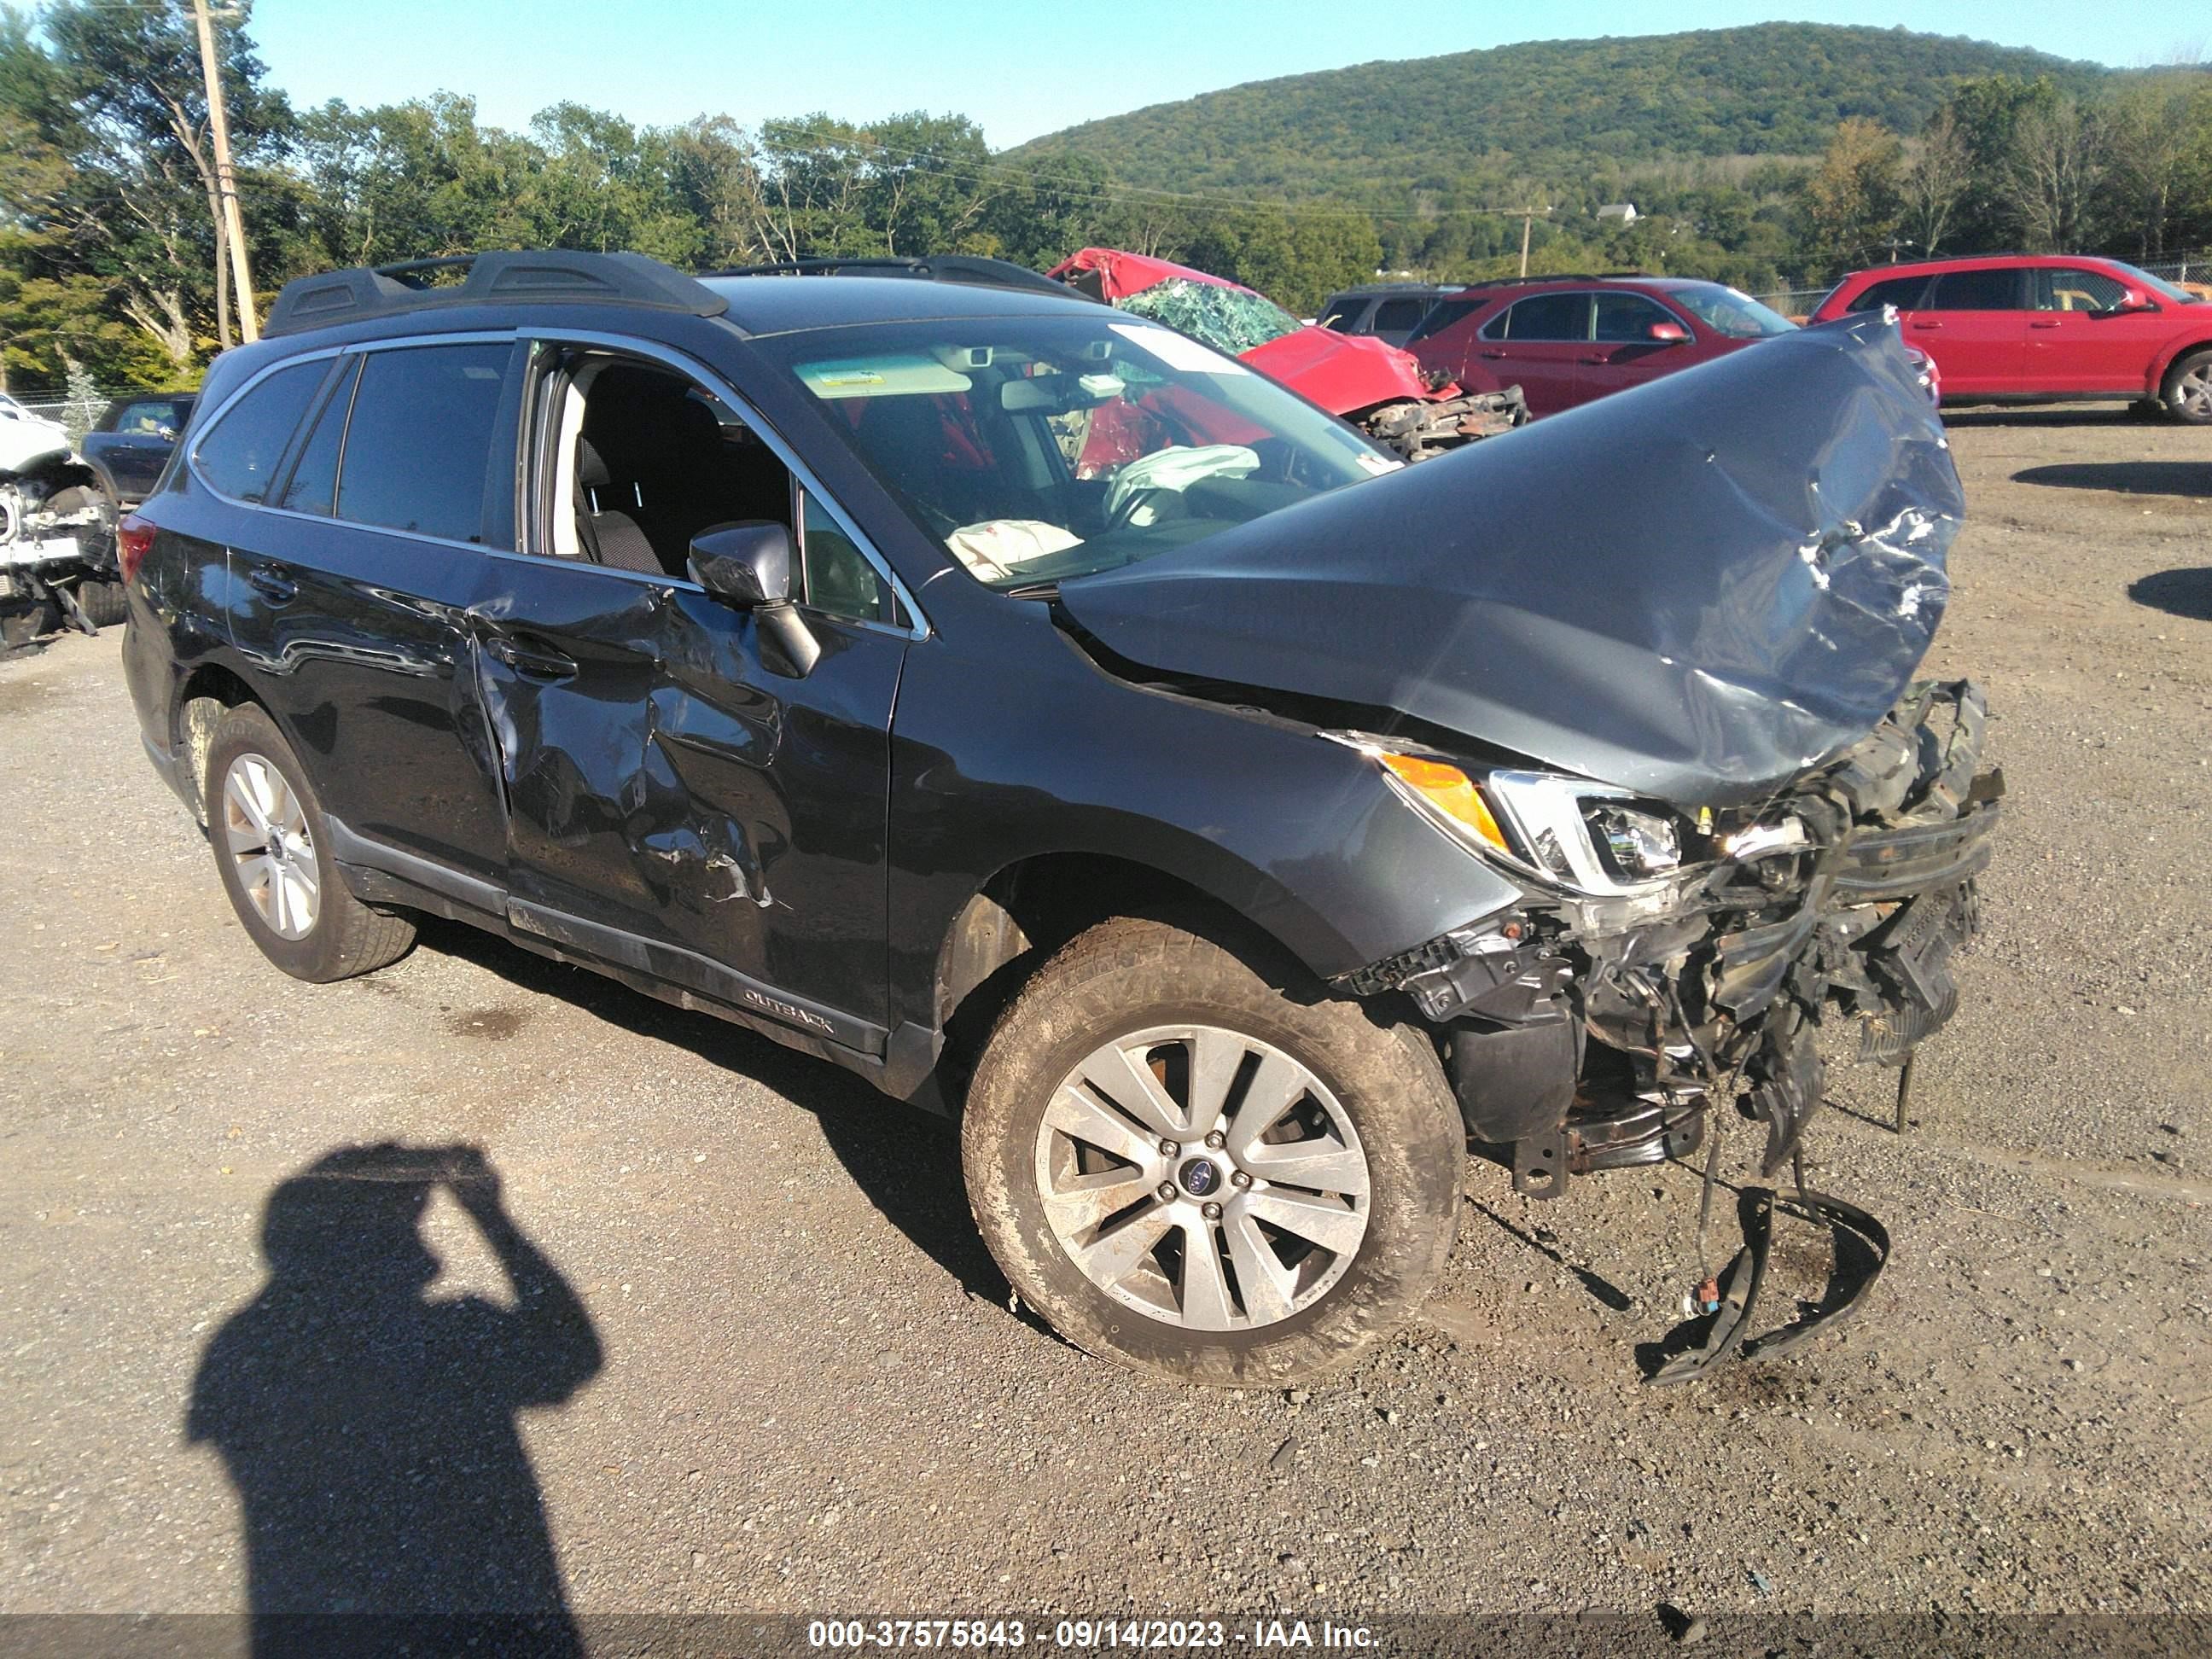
[191,0,258,341]
[1498,206,1549,276]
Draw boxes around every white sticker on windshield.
[1109,323,1253,376]
[1355,452,1405,476]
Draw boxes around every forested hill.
[1008,24,2109,195]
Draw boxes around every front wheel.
[963,917,1463,1386]
[204,703,416,982]
[2163,350,2212,425]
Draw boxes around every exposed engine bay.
[1346,680,1997,1183]
[1338,683,1997,1377]
[0,418,120,646]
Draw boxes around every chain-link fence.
[1,384,121,445]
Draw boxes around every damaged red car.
[1046,247,1526,461]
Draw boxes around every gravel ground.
[1,410,2208,1633]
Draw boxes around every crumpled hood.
[1242,327,1445,417]
[1057,313,1962,810]
[1046,245,1454,415]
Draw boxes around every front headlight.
[1332,735,1686,895]
[1587,802,1681,881]
[1482,770,1682,892]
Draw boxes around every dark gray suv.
[119,250,1996,1386]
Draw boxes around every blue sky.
[249,2,2204,148]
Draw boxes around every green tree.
[1804,118,1903,269]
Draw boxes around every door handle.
[1910,319,1941,329]
[2029,319,2061,329]
[483,634,578,682]
[1477,350,1508,359]
[246,568,297,605]
[1578,355,1608,364]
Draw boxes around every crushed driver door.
[471,556,905,1054]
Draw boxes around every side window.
[1496,293,1589,341]
[1928,268,2024,311]
[1317,298,1365,331]
[336,343,515,545]
[797,486,892,626]
[1592,293,1677,342]
[1410,299,1482,342]
[2036,268,2128,312]
[276,358,360,518]
[193,361,328,504]
[119,399,183,435]
[1372,298,1429,335]
[1846,276,1931,314]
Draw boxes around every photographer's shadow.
[187,1144,601,1651]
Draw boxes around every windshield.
[1665,282,1798,338]
[2108,261,2202,305]
[768,315,1394,591]
[1112,277,1305,355]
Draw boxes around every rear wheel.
[2163,350,2212,425]
[963,917,1463,1386]
[204,703,415,982]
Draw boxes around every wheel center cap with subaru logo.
[1178,1157,1223,1197]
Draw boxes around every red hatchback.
[1406,275,1800,417]
[1809,254,2212,422]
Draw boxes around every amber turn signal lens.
[1377,753,1511,853]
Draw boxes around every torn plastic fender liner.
[1056,313,1962,810]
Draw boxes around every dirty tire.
[963,917,1462,1387]
[2,602,58,649]
[2163,349,2212,425]
[204,703,416,983]
[74,579,127,628]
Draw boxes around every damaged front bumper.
[1344,678,2000,1199]
[1336,682,1999,1375]
[1,451,119,630]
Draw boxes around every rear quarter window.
[193,362,328,504]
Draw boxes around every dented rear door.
[471,558,904,1051]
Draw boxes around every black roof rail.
[706,254,1074,298]
[1457,270,1660,291]
[1331,281,1465,294]
[264,250,729,337]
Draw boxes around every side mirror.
[2115,287,2153,312]
[686,521,819,677]
[688,521,792,606]
[1646,320,1690,343]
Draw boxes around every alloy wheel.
[1033,1024,1371,1331]
[2175,364,2212,420]
[221,752,320,940]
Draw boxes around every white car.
[0,395,120,643]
